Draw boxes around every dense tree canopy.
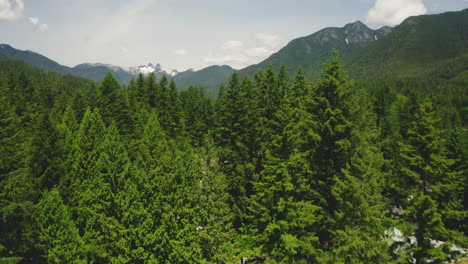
[0,56,466,263]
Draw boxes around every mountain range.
[0,43,234,93]
[344,9,468,79]
[1,9,467,94]
[240,9,467,81]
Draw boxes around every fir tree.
[312,54,354,244]
[246,68,322,263]
[398,102,463,263]
[36,190,85,263]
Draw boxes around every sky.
[0,0,466,71]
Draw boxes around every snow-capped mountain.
[123,63,179,77]
[80,63,179,77]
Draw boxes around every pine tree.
[36,190,85,263]
[28,112,61,191]
[158,78,184,138]
[255,65,280,173]
[311,54,390,263]
[246,67,322,263]
[129,111,168,262]
[167,79,185,137]
[60,108,106,215]
[312,53,354,234]
[0,87,37,262]
[180,86,208,146]
[98,73,132,134]
[214,73,257,227]
[277,65,291,101]
[194,139,236,263]
[135,73,145,103]
[323,93,390,263]
[398,102,462,263]
[146,72,161,109]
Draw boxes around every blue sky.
[0,0,466,70]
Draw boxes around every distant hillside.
[72,63,135,84]
[173,65,234,96]
[0,44,235,91]
[0,52,94,92]
[344,9,468,79]
[239,21,392,79]
[0,44,135,83]
[0,44,71,75]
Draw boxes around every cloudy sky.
[0,0,466,71]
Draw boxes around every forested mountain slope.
[0,44,70,75]
[173,65,235,95]
[0,44,233,92]
[344,9,468,79]
[238,9,467,84]
[239,21,392,79]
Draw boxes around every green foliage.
[174,65,235,96]
[0,48,465,264]
[345,9,468,79]
[239,21,390,81]
[35,190,85,263]
[396,102,466,263]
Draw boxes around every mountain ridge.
[2,9,466,93]
[343,8,468,79]
[238,20,393,79]
[0,43,233,89]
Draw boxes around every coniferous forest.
[0,53,467,263]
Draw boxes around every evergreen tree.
[36,190,85,263]
[398,102,464,263]
[146,72,161,109]
[167,79,185,138]
[277,65,291,100]
[135,73,145,103]
[180,86,208,146]
[214,73,257,227]
[312,54,354,237]
[98,73,132,135]
[0,89,37,262]
[246,67,322,263]
[323,92,390,263]
[158,78,184,138]
[255,65,280,173]
[28,112,61,191]
[312,54,390,263]
[0,41,466,263]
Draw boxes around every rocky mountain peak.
[0,44,13,49]
[344,20,368,31]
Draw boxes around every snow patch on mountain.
[124,63,179,76]
[81,62,179,77]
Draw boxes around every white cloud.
[366,0,427,26]
[36,23,48,32]
[203,53,249,65]
[28,16,39,25]
[222,40,243,50]
[28,16,48,32]
[246,46,272,57]
[0,0,23,20]
[120,46,128,54]
[174,49,187,55]
[255,33,281,48]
